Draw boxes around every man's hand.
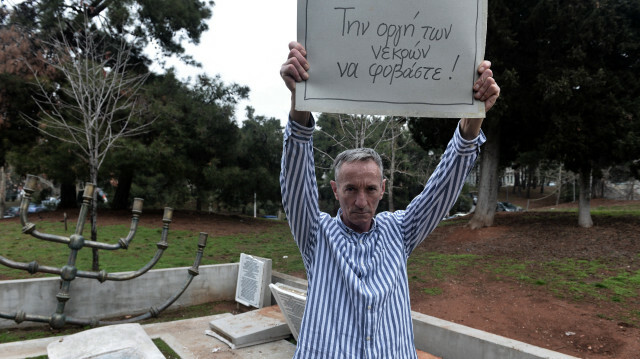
[460,60,501,140]
[280,41,311,125]
[473,60,500,113]
[280,42,309,93]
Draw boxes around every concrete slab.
[1,314,296,359]
[207,305,291,349]
[47,323,164,359]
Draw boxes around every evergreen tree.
[530,0,640,227]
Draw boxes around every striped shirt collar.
[334,208,379,236]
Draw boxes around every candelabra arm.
[62,202,144,251]
[79,239,124,251]
[187,232,208,276]
[17,196,69,246]
[80,203,144,251]
[0,310,53,325]
[74,248,165,282]
[119,210,141,249]
[64,233,207,327]
[0,255,64,276]
[74,183,95,235]
[95,273,196,326]
[106,249,165,281]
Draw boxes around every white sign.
[269,283,307,340]
[235,253,265,308]
[296,0,488,118]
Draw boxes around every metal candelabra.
[0,174,208,328]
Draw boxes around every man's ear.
[330,180,339,200]
[380,179,387,199]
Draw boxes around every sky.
[149,0,298,125]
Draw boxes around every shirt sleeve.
[401,121,486,256]
[280,116,320,270]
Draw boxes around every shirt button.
[367,305,372,310]
[366,336,371,341]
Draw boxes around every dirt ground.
[14,198,640,358]
[409,200,640,359]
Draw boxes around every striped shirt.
[280,117,485,359]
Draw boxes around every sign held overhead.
[296,0,488,118]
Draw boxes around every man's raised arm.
[460,60,501,140]
[280,41,311,126]
[279,42,320,269]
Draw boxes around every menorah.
[0,175,208,329]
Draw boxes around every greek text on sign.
[296,0,488,118]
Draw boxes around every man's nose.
[355,190,367,208]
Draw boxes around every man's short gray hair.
[333,148,384,183]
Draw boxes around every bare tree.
[383,117,432,212]
[26,16,152,270]
[314,114,436,211]
[316,114,392,153]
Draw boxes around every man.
[280,41,499,358]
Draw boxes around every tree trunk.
[111,168,133,210]
[556,165,563,206]
[468,120,500,229]
[59,182,78,209]
[526,166,533,198]
[578,168,593,228]
[196,195,202,213]
[0,165,6,217]
[90,165,100,271]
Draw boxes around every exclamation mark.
[449,55,460,80]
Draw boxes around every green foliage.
[490,257,640,303]
[530,0,640,175]
[102,72,262,211]
[152,338,181,359]
[0,73,42,167]
[408,252,478,281]
[5,0,213,63]
[422,287,443,296]
[534,202,640,216]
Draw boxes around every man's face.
[331,159,385,233]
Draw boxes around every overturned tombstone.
[47,323,164,359]
[269,282,307,340]
[206,305,290,349]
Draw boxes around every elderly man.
[280,41,500,358]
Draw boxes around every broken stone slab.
[206,305,290,349]
[47,323,165,359]
[235,253,272,308]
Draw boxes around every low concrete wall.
[0,263,239,329]
[412,312,579,359]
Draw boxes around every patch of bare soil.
[410,199,640,359]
